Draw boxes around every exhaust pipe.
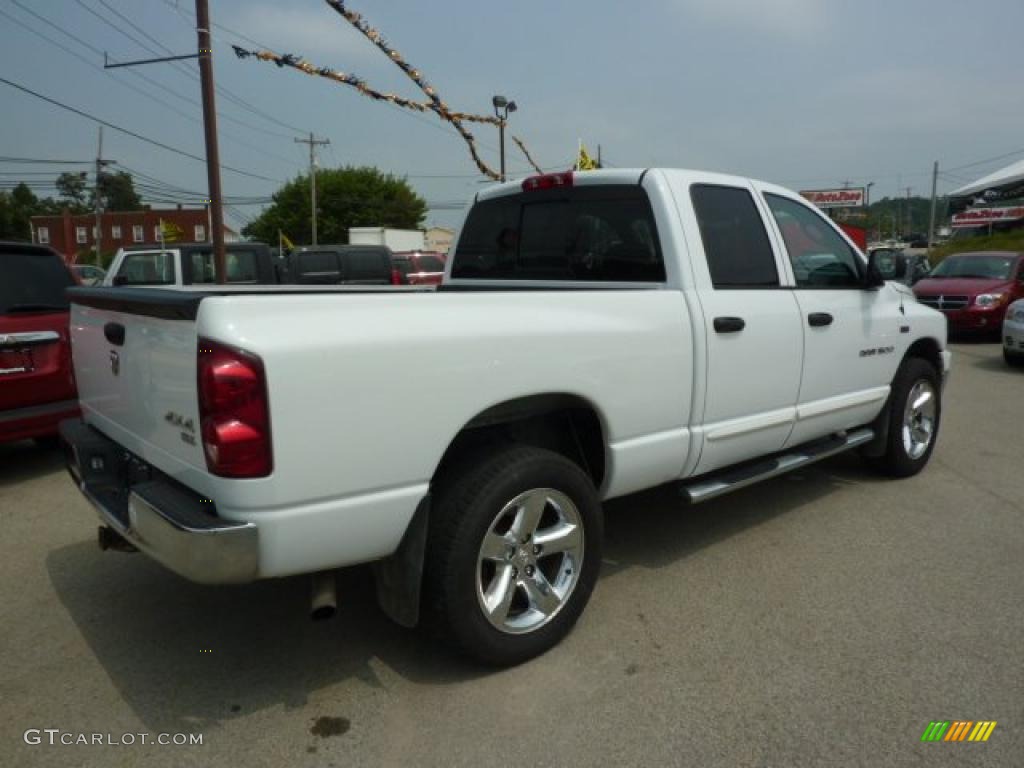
[310,571,337,621]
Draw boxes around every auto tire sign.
[800,188,866,208]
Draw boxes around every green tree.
[96,170,143,212]
[0,183,64,241]
[243,166,427,245]
[56,171,90,213]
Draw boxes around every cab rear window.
[451,185,665,282]
[189,250,261,284]
[117,252,175,285]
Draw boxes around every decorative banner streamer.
[232,3,544,182]
[232,43,501,180]
[323,0,508,180]
[512,136,544,175]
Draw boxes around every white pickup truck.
[60,169,950,665]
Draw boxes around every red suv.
[0,242,79,444]
[390,251,447,285]
[912,251,1024,336]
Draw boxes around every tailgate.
[68,287,206,470]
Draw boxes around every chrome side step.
[680,428,875,504]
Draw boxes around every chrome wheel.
[902,379,936,460]
[475,488,584,635]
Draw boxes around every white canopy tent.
[950,158,1024,199]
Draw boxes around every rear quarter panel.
[195,290,694,574]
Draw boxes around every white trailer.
[348,227,424,251]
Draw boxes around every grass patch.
[931,230,1024,263]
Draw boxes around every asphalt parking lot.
[1,343,1021,767]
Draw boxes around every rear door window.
[347,250,389,281]
[690,185,779,288]
[451,185,665,282]
[0,249,74,313]
[295,251,341,282]
[116,252,175,285]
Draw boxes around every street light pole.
[492,95,517,182]
[498,119,505,183]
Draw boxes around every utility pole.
[909,186,917,234]
[196,0,226,283]
[928,161,939,247]
[100,3,214,273]
[597,144,602,168]
[94,126,108,265]
[295,132,330,244]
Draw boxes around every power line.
[79,0,303,142]
[943,147,1024,174]
[0,76,282,184]
[5,1,303,169]
[155,0,312,136]
[0,6,298,169]
[0,156,94,165]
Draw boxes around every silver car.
[1004,299,1024,367]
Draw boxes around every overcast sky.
[2,0,1023,232]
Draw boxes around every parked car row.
[911,251,1024,340]
[869,247,931,286]
[1,242,80,445]
[285,245,446,286]
[100,242,448,288]
[3,239,1022,450]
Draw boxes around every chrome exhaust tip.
[310,571,337,621]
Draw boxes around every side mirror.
[864,251,886,289]
[892,253,908,279]
[112,275,128,286]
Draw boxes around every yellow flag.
[159,219,184,242]
[280,231,296,251]
[576,143,598,171]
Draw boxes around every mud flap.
[860,391,893,458]
[372,494,429,628]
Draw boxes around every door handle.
[713,316,745,333]
[104,322,126,346]
[808,312,833,327]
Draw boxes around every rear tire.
[424,444,602,666]
[864,357,941,477]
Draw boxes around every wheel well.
[432,395,607,491]
[904,337,943,374]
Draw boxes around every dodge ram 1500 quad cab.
[61,169,950,665]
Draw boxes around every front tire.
[1004,349,1024,368]
[865,357,941,477]
[425,444,603,666]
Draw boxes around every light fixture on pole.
[492,94,517,182]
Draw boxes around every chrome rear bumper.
[59,418,258,584]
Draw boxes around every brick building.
[29,207,235,261]
[424,226,455,254]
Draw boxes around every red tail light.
[522,172,573,192]
[197,338,272,478]
[391,267,403,285]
